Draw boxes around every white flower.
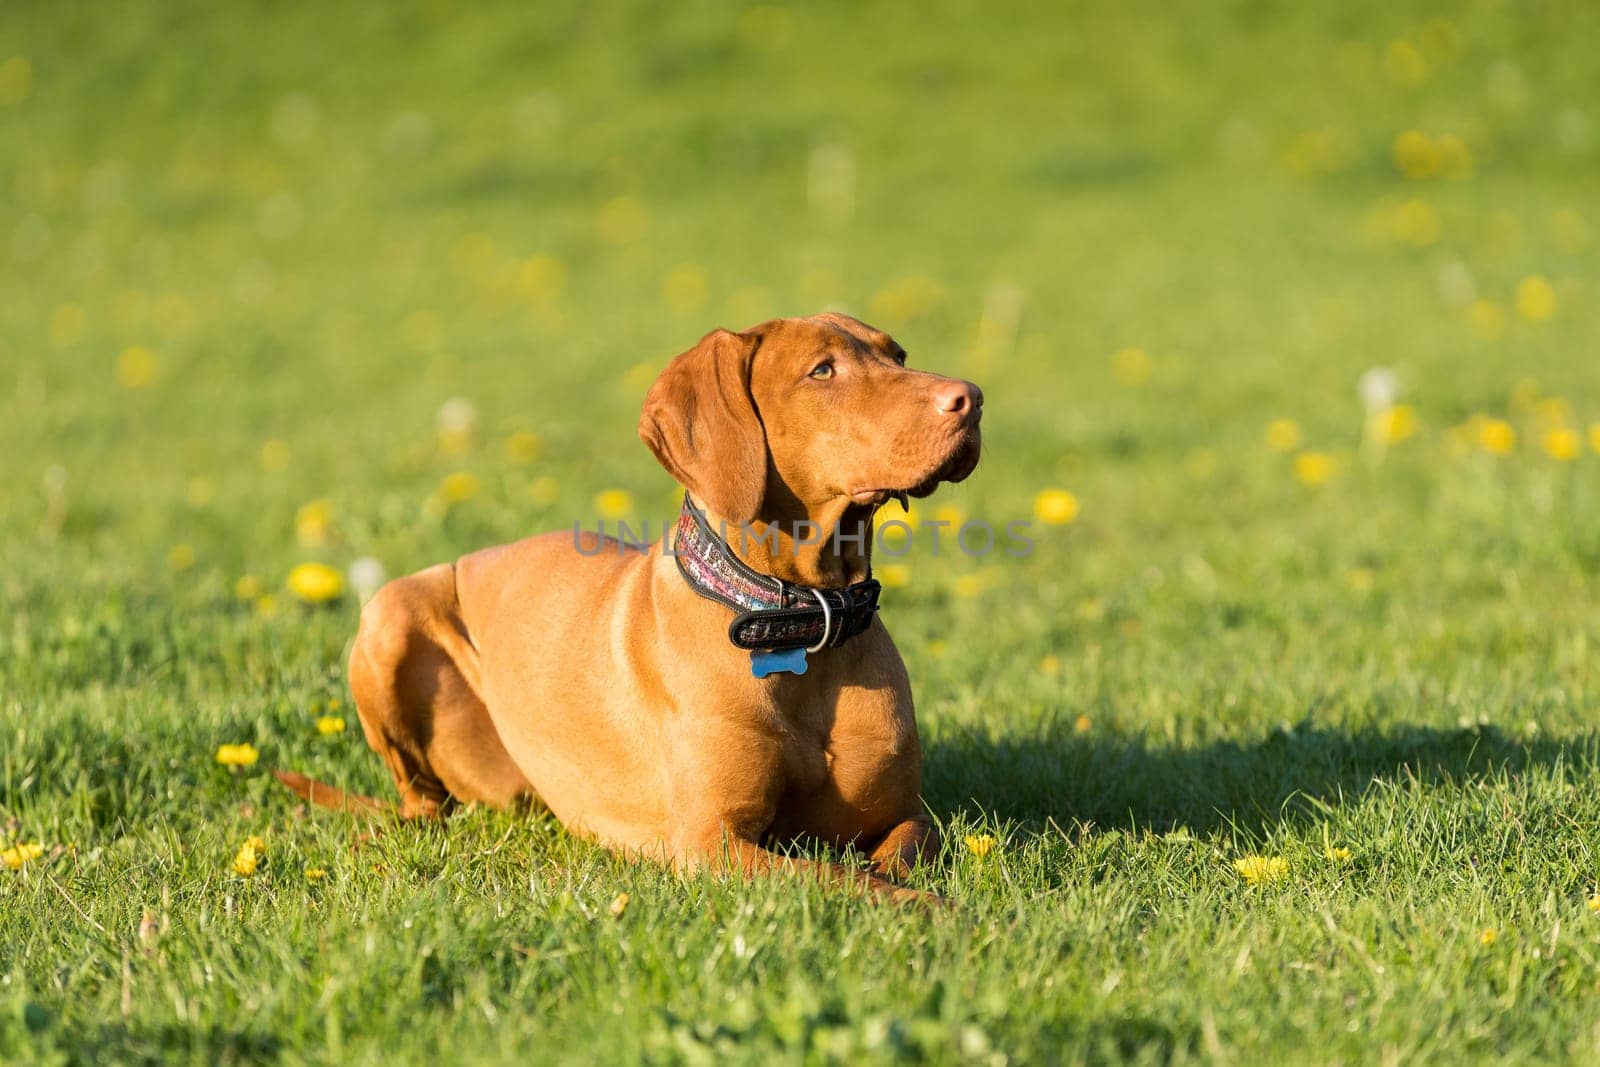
[436,397,477,435]
[348,557,387,603]
[1358,368,1399,413]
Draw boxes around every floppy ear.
[637,328,767,523]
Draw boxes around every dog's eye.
[808,362,835,381]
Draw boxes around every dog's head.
[639,313,982,523]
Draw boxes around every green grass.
[5,0,1600,1062]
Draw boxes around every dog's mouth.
[848,428,982,507]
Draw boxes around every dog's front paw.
[887,885,952,910]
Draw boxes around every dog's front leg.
[674,832,938,906]
[865,817,940,882]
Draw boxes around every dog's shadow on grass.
[923,719,1598,838]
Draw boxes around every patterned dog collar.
[673,496,881,653]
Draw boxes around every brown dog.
[278,313,982,902]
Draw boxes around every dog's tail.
[273,769,393,817]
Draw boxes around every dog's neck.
[692,493,876,589]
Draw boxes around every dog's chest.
[772,688,916,820]
[778,724,835,794]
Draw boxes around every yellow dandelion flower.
[1514,275,1556,321]
[875,499,916,529]
[168,544,196,571]
[245,835,265,852]
[1392,198,1440,246]
[878,563,912,589]
[1039,654,1061,675]
[1370,404,1418,444]
[963,834,996,858]
[503,430,542,464]
[515,254,567,305]
[328,698,342,711]
[1033,488,1080,526]
[1266,418,1303,453]
[594,488,635,520]
[437,428,472,457]
[1479,928,1498,946]
[1324,846,1354,863]
[50,303,86,347]
[232,841,261,878]
[438,471,481,504]
[1282,127,1352,177]
[597,196,649,245]
[315,716,346,736]
[1417,17,1459,60]
[1233,855,1289,886]
[933,504,967,529]
[608,892,630,917]
[1475,418,1516,455]
[215,743,260,767]
[287,562,344,604]
[1112,346,1152,386]
[1542,427,1581,461]
[1293,451,1335,487]
[661,263,709,317]
[295,499,334,547]
[1073,714,1092,734]
[117,345,160,389]
[305,867,328,881]
[1467,300,1506,341]
[952,573,986,600]
[529,475,560,507]
[1392,130,1441,179]
[1382,39,1428,87]
[1531,396,1572,427]
[2,842,44,870]
[0,56,34,107]
[925,639,949,658]
[259,438,292,471]
[1509,379,1543,412]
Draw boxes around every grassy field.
[4,0,1600,1062]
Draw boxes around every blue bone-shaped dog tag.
[750,648,809,677]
